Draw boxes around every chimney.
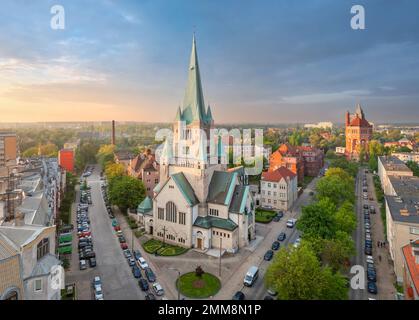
[345,111,350,127]
[400,208,410,216]
[111,120,116,145]
[14,210,25,226]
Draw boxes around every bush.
[255,208,277,223]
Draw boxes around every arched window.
[165,201,177,223]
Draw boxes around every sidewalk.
[367,172,396,300]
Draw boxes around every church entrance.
[149,226,153,235]
[197,238,203,250]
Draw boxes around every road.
[65,165,145,300]
[219,175,320,300]
[350,168,368,300]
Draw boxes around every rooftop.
[379,156,413,173]
[262,166,296,182]
[402,240,419,297]
[193,215,238,231]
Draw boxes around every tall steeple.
[355,103,365,119]
[180,35,208,125]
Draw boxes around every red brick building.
[269,144,305,183]
[296,145,324,177]
[58,148,74,173]
[345,104,373,160]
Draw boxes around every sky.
[0,0,419,124]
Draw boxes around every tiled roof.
[171,172,199,207]
[402,241,419,297]
[30,253,61,277]
[348,116,371,127]
[193,216,238,231]
[207,171,237,205]
[262,166,296,182]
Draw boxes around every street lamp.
[169,267,181,300]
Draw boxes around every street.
[65,165,145,300]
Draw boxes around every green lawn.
[177,272,221,299]
[255,208,277,223]
[142,239,188,256]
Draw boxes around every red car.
[121,243,128,249]
[114,226,121,232]
[78,231,91,238]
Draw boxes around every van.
[243,266,259,287]
[286,219,297,228]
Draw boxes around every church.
[137,36,256,254]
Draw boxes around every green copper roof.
[193,216,238,231]
[180,35,209,125]
[138,196,153,214]
[207,171,237,205]
[229,185,249,214]
[171,172,199,206]
[206,105,213,123]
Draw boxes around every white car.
[293,238,301,248]
[286,219,297,228]
[152,282,164,296]
[95,285,104,300]
[138,257,149,270]
[366,255,374,264]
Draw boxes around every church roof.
[229,185,250,214]
[193,215,238,231]
[348,115,371,127]
[179,35,211,125]
[171,172,199,206]
[207,171,237,205]
[137,196,153,214]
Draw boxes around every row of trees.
[265,162,358,299]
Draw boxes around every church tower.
[345,103,373,160]
[161,35,224,204]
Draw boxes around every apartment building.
[392,152,419,164]
[378,156,413,194]
[402,239,419,300]
[260,167,297,210]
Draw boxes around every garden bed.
[142,239,188,256]
[255,208,277,223]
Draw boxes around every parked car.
[128,257,136,267]
[145,267,156,282]
[364,246,372,255]
[286,219,297,228]
[366,255,374,264]
[94,285,104,300]
[367,281,378,294]
[138,257,149,270]
[277,232,286,242]
[367,269,377,282]
[152,283,164,296]
[293,238,301,248]
[123,249,132,258]
[264,250,274,261]
[79,259,87,270]
[92,276,101,288]
[89,257,97,268]
[232,291,245,300]
[120,243,128,250]
[145,293,156,300]
[363,204,369,210]
[138,278,149,291]
[271,241,280,251]
[118,236,126,243]
[132,265,142,278]
[134,250,142,260]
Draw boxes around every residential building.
[260,167,297,210]
[345,104,373,160]
[0,224,61,300]
[138,36,255,254]
[304,122,333,129]
[0,133,18,167]
[114,151,135,169]
[128,151,159,198]
[392,152,419,164]
[58,149,74,173]
[384,138,415,151]
[0,232,24,300]
[384,175,419,283]
[402,239,419,300]
[269,144,304,182]
[297,145,324,177]
[378,156,413,195]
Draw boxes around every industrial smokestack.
[111,120,116,145]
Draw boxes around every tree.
[22,146,39,158]
[368,140,384,157]
[108,175,145,213]
[316,175,354,206]
[325,167,353,185]
[265,244,347,300]
[297,198,338,240]
[75,140,100,172]
[39,143,58,157]
[105,163,126,179]
[96,144,116,167]
[334,201,357,234]
[406,161,419,177]
[289,131,303,146]
[321,231,355,272]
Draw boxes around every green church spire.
[181,35,208,125]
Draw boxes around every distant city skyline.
[1,1,419,123]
